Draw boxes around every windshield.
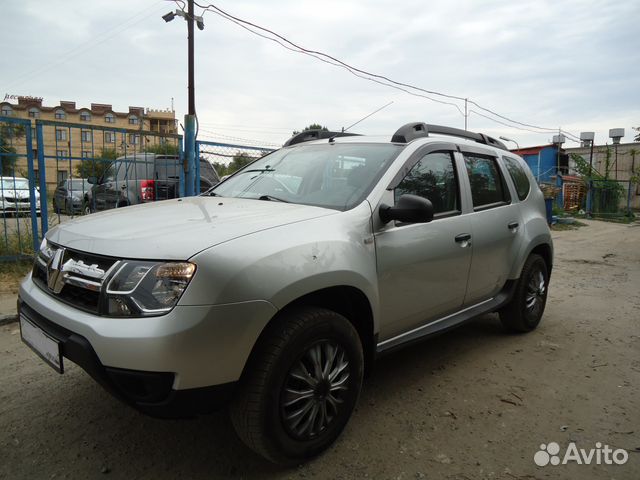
[1,178,29,190]
[211,143,403,211]
[68,179,89,190]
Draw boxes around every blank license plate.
[20,314,64,374]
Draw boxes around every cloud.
[2,0,638,148]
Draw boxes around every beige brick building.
[0,96,178,190]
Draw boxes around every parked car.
[86,154,220,213]
[0,176,40,216]
[19,123,552,464]
[52,178,91,215]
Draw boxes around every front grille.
[33,244,119,314]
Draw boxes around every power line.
[196,2,582,139]
[3,1,166,91]
[198,128,280,146]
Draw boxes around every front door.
[375,150,473,341]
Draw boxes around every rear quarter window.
[502,156,531,201]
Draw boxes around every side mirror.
[379,194,434,224]
[87,176,97,184]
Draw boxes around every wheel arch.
[242,285,377,379]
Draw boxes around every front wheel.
[230,307,364,465]
[500,254,549,333]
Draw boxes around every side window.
[463,153,510,209]
[395,151,459,215]
[502,156,531,201]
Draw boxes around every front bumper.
[19,274,278,417]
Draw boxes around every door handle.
[455,233,472,243]
[508,221,519,230]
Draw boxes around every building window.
[1,105,13,116]
[81,130,92,142]
[34,169,39,182]
[28,107,40,118]
[56,150,68,159]
[105,113,115,123]
[31,127,36,139]
[128,134,140,145]
[82,150,91,159]
[57,170,68,183]
[80,111,91,122]
[54,109,66,120]
[128,115,139,125]
[104,131,115,143]
[55,129,67,141]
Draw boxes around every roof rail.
[283,129,360,147]
[391,122,508,150]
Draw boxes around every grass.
[0,260,32,294]
[0,215,37,259]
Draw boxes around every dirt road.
[1,219,638,479]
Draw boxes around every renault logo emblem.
[47,248,66,294]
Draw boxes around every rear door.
[154,155,180,200]
[459,148,524,305]
[375,147,473,341]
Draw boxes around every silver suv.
[19,123,552,464]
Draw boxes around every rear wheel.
[230,307,364,465]
[500,254,549,332]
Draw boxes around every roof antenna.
[329,101,394,143]
[343,100,394,133]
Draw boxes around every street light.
[580,132,595,217]
[499,136,520,150]
[609,128,624,180]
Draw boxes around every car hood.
[46,196,338,260]
[1,188,39,199]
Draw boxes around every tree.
[74,148,116,179]
[144,142,180,155]
[0,123,25,176]
[292,124,329,136]
[227,152,256,174]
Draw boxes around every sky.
[2,0,639,152]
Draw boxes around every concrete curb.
[0,314,18,326]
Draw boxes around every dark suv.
[88,153,219,212]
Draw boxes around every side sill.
[376,280,516,355]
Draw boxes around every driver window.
[395,151,459,216]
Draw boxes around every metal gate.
[0,116,39,260]
[2,120,276,263]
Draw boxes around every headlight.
[106,261,196,316]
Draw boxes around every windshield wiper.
[241,168,275,174]
[257,194,289,203]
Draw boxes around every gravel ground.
[0,219,638,479]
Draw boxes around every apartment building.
[0,96,177,189]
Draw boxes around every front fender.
[180,202,380,329]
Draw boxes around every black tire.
[230,306,364,465]
[500,254,549,333]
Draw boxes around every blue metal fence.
[0,116,39,260]
[1,120,277,262]
[196,140,274,179]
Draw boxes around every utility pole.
[464,98,468,131]
[163,0,203,197]
[184,0,196,197]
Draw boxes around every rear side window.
[502,156,530,201]
[463,153,510,209]
[395,151,459,215]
